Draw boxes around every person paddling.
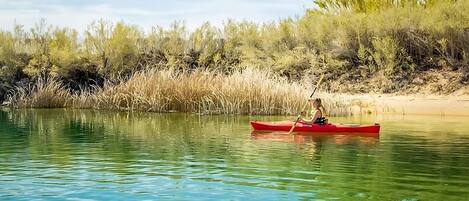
[298,98,327,125]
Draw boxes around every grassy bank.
[8,68,354,115]
[8,67,469,116]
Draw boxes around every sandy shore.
[347,95,469,116]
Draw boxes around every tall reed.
[74,68,309,114]
[8,78,71,108]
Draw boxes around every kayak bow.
[251,121,380,134]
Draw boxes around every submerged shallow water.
[1,109,469,200]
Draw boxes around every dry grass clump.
[8,78,71,108]
[74,68,309,115]
[80,68,356,115]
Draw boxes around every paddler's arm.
[298,117,314,124]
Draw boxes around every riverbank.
[4,94,469,116]
[4,68,469,116]
[346,94,469,116]
[7,68,348,115]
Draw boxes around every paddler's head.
[308,98,322,109]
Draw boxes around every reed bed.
[9,68,355,115]
[8,78,71,108]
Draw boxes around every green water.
[1,109,469,200]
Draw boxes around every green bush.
[84,20,142,78]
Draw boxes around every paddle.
[288,74,324,135]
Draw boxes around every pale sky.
[0,0,313,32]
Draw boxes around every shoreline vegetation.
[1,0,469,116]
[7,68,354,115]
[5,67,469,116]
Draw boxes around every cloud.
[0,0,311,32]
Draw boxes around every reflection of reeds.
[9,68,358,115]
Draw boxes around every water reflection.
[251,131,379,145]
[1,109,469,200]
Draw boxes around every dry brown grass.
[9,68,355,115]
[8,78,71,108]
[73,68,354,115]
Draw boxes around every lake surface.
[1,109,469,201]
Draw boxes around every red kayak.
[250,121,380,133]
